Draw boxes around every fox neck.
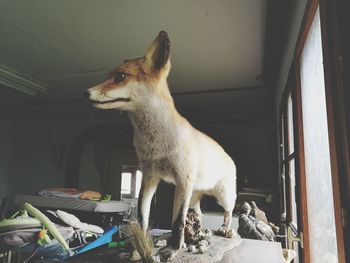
[128,79,181,159]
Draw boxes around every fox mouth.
[89,97,131,104]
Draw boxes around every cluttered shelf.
[0,185,293,263]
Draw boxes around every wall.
[274,0,307,110]
[0,122,11,207]
[6,121,92,196]
[4,120,135,198]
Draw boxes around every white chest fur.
[129,96,183,162]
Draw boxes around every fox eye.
[114,72,126,83]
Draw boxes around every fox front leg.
[160,181,193,261]
[137,175,160,233]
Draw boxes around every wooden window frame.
[279,83,303,261]
[280,90,298,224]
[293,0,347,262]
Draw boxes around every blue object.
[74,225,119,255]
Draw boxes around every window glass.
[287,94,295,155]
[121,172,132,195]
[289,159,298,228]
[300,7,338,263]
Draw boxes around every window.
[293,1,346,261]
[299,8,338,262]
[121,172,132,195]
[280,93,300,262]
[286,95,298,229]
[120,166,143,199]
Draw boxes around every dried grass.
[127,222,155,263]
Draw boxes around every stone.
[198,245,208,254]
[155,239,167,247]
[152,255,161,263]
[166,234,242,263]
[203,228,213,237]
[250,201,269,224]
[184,210,202,244]
[238,214,275,241]
[269,222,280,234]
[188,244,197,253]
[198,240,209,247]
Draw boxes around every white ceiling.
[0,0,266,96]
[0,0,268,121]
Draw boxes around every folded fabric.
[39,188,81,199]
[55,210,104,234]
[0,224,74,248]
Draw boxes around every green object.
[0,217,40,227]
[107,241,118,248]
[23,203,70,251]
[101,194,111,202]
[105,240,126,248]
[37,229,51,246]
[118,240,126,247]
[0,209,40,228]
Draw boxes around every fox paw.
[158,246,179,262]
[217,226,234,238]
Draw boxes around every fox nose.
[83,90,90,100]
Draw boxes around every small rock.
[198,231,205,238]
[152,255,161,263]
[205,228,213,237]
[198,245,208,254]
[226,229,234,238]
[188,244,197,253]
[198,240,209,247]
[182,242,187,249]
[155,239,167,247]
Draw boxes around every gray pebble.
[155,239,167,247]
[198,240,209,247]
[188,244,197,253]
[198,245,208,254]
[152,255,161,263]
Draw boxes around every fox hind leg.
[214,177,237,238]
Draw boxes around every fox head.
[86,31,172,110]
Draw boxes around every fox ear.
[145,31,170,71]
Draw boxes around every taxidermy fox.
[86,31,237,261]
